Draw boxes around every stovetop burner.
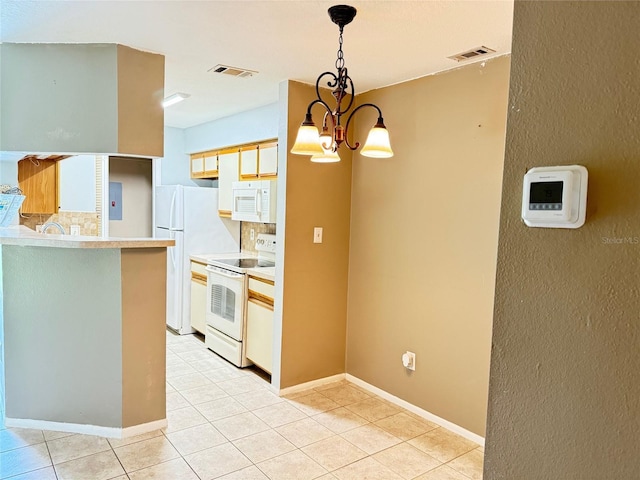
[214,258,275,269]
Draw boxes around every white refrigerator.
[155,185,240,334]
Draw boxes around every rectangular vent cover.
[209,64,257,78]
[448,46,496,62]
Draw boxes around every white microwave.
[231,180,277,223]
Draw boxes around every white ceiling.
[0,0,514,130]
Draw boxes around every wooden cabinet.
[239,145,259,180]
[245,276,274,373]
[258,143,278,178]
[18,159,58,214]
[217,148,240,217]
[192,140,277,182]
[190,260,208,334]
[190,154,205,178]
[239,142,278,180]
[204,152,218,177]
[190,152,219,179]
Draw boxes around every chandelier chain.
[335,27,345,70]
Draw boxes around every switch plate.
[250,229,255,241]
[70,225,80,236]
[36,224,43,233]
[313,227,323,243]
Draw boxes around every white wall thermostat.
[521,165,588,228]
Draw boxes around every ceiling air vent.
[448,46,496,62]
[209,64,257,78]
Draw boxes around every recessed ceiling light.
[162,92,190,108]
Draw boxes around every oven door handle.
[205,265,244,278]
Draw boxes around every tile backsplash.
[21,211,100,236]
[241,222,276,253]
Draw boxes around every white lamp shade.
[360,126,394,158]
[311,148,341,163]
[291,125,324,155]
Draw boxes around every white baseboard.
[276,373,346,396]
[4,417,168,439]
[346,374,485,446]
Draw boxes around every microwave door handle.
[255,190,261,214]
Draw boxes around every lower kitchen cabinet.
[246,276,274,373]
[190,260,208,334]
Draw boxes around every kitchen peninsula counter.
[0,226,174,438]
[0,225,174,248]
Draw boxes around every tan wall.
[279,81,352,388]
[121,248,166,427]
[485,2,640,478]
[108,157,153,237]
[117,45,164,158]
[347,56,510,436]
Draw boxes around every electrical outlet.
[250,229,255,241]
[402,351,416,371]
[313,227,323,244]
[36,224,43,233]
[70,225,80,236]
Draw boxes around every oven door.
[205,265,246,341]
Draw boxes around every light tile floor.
[0,331,484,479]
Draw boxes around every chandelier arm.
[305,98,334,118]
[315,71,340,98]
[343,103,384,151]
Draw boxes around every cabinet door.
[240,146,259,180]
[190,154,205,178]
[18,159,58,214]
[217,149,240,217]
[258,143,278,178]
[190,275,208,334]
[246,299,273,373]
[203,152,218,177]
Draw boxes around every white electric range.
[202,233,276,367]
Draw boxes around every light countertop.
[0,225,175,249]
[246,267,275,282]
[190,252,276,282]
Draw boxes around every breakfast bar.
[0,226,174,438]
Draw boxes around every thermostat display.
[522,165,588,228]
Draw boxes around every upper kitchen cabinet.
[0,44,164,157]
[217,148,240,217]
[190,151,218,179]
[18,158,59,214]
[258,142,278,178]
[239,145,259,180]
[239,141,278,180]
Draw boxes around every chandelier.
[290,4,394,163]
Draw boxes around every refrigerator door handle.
[169,229,176,268]
[169,189,177,230]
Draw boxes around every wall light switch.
[313,227,323,244]
[250,229,255,241]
